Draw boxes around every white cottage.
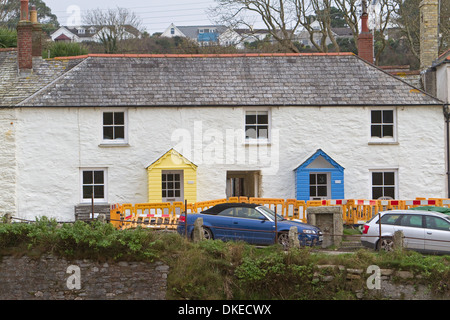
[1,50,446,221]
[0,4,446,222]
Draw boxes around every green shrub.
[44,41,88,58]
[0,28,17,48]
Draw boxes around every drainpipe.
[445,104,450,197]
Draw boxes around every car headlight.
[302,229,316,234]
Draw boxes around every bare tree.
[334,0,360,49]
[84,7,142,54]
[372,0,397,64]
[393,0,449,60]
[211,0,344,53]
[210,0,304,53]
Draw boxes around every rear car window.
[379,214,401,225]
[398,214,423,228]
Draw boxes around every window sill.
[99,142,130,148]
[244,139,271,146]
[368,141,399,145]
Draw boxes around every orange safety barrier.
[194,199,228,213]
[249,198,285,215]
[110,197,450,230]
[404,199,440,209]
[132,203,174,229]
[284,199,307,222]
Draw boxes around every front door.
[162,170,184,202]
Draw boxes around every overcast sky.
[44,0,222,34]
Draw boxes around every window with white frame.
[245,110,269,141]
[371,170,397,199]
[370,109,396,141]
[81,169,107,202]
[103,111,126,142]
[309,173,330,200]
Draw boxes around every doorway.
[226,171,260,199]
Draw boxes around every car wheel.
[277,232,289,248]
[377,237,394,252]
[203,227,214,240]
[190,227,214,241]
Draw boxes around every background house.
[160,24,228,46]
[50,25,141,43]
[160,23,272,49]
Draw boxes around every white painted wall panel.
[13,105,446,221]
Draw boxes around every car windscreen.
[257,206,285,221]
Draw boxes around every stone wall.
[314,264,443,300]
[0,255,169,300]
[420,0,439,70]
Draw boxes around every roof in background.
[18,52,441,107]
[175,25,227,39]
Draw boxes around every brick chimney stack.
[357,0,374,64]
[16,0,33,74]
[30,5,42,57]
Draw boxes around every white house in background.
[160,23,272,48]
[50,25,141,43]
[160,24,227,46]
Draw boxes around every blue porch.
[294,149,345,202]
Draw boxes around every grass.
[1,217,450,300]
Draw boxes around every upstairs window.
[103,111,126,142]
[245,110,269,141]
[370,109,396,143]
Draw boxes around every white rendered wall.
[436,64,450,103]
[14,105,446,221]
[0,108,16,216]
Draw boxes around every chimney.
[16,0,33,74]
[30,5,42,57]
[357,1,374,64]
[419,0,439,70]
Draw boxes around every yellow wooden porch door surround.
[146,149,197,203]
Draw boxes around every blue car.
[177,203,323,247]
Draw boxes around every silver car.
[361,210,450,254]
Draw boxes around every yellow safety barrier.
[284,199,307,222]
[110,197,450,230]
[194,199,228,213]
[249,198,285,215]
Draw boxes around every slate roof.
[12,52,444,107]
[0,49,70,107]
[176,25,226,39]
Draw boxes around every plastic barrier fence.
[109,198,450,229]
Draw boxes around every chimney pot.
[30,5,42,57]
[20,0,29,21]
[30,5,37,23]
